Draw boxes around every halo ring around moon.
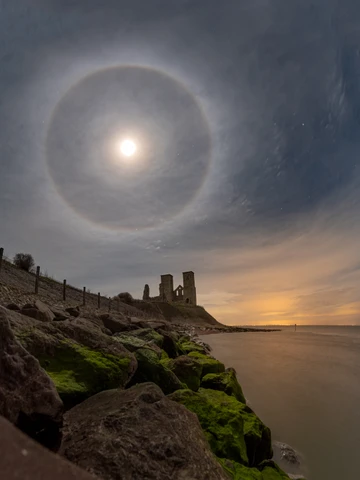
[46,65,212,231]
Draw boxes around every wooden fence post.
[97,292,101,309]
[35,266,40,294]
[63,280,66,301]
[0,248,3,272]
[83,287,86,306]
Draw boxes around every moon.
[120,139,137,157]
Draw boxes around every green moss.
[128,328,164,348]
[258,461,292,480]
[128,347,183,395]
[219,458,262,479]
[165,355,203,391]
[38,340,131,409]
[201,369,246,403]
[113,333,149,352]
[218,459,291,480]
[160,349,169,361]
[187,351,225,377]
[178,339,206,355]
[169,388,273,467]
[169,388,248,465]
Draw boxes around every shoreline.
[194,326,282,336]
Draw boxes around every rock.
[128,347,183,394]
[201,368,246,403]
[20,307,42,321]
[99,313,132,333]
[0,416,100,480]
[65,307,80,318]
[272,442,305,479]
[169,388,273,468]
[178,338,207,355]
[273,442,301,466]
[187,351,225,377]
[20,300,55,322]
[128,327,164,347]
[113,332,161,354]
[35,300,56,322]
[7,310,137,410]
[51,309,70,322]
[258,460,293,479]
[158,329,179,358]
[219,458,291,480]
[22,303,34,309]
[6,303,20,311]
[165,355,202,391]
[0,307,63,450]
[61,383,229,480]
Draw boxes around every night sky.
[1,0,360,325]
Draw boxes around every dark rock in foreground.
[61,382,228,480]
[0,307,63,450]
[0,416,99,480]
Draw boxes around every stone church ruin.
[143,271,197,305]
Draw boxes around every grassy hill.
[0,259,224,327]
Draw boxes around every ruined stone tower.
[183,271,197,305]
[142,271,197,305]
[160,274,174,302]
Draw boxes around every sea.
[201,326,360,480]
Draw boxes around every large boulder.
[65,307,80,318]
[157,329,180,358]
[127,327,164,347]
[114,332,162,354]
[21,300,55,322]
[128,347,183,394]
[61,383,229,480]
[0,307,63,449]
[165,355,203,391]
[0,416,100,480]
[201,367,246,403]
[178,338,207,355]
[169,388,273,468]
[188,351,225,377]
[6,309,137,410]
[99,313,132,333]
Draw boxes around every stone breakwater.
[0,301,303,480]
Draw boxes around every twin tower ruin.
[143,271,197,306]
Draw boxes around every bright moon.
[120,139,137,157]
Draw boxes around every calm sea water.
[201,326,360,480]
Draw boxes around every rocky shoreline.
[0,300,304,480]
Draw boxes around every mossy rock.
[127,328,164,348]
[157,329,180,358]
[258,460,292,479]
[113,333,157,353]
[128,347,183,395]
[37,339,132,410]
[201,368,246,403]
[178,339,207,355]
[165,355,203,391]
[187,351,225,377]
[169,388,248,465]
[169,388,273,467]
[219,458,291,480]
